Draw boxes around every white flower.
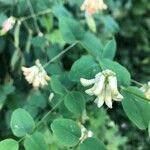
[22,59,50,88]
[79,124,93,143]
[80,0,107,16]
[49,93,54,102]
[80,69,123,108]
[140,81,150,100]
[1,16,16,35]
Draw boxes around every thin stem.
[43,41,78,68]
[26,0,41,34]
[131,79,143,86]
[21,9,52,21]
[34,99,63,130]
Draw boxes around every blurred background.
[0,0,150,149]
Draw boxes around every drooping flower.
[79,124,93,143]
[22,59,50,88]
[1,16,16,35]
[80,0,107,16]
[80,69,123,108]
[140,81,150,100]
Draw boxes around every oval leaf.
[69,55,101,81]
[64,91,85,117]
[51,118,81,147]
[122,87,150,129]
[23,132,48,150]
[102,38,116,59]
[10,108,35,137]
[0,139,18,150]
[79,138,106,150]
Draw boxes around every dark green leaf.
[69,55,101,81]
[122,87,150,129]
[64,91,85,116]
[51,118,81,147]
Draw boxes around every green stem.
[18,99,63,143]
[43,41,78,68]
[26,0,41,34]
[131,79,143,86]
[21,9,52,21]
[34,100,63,130]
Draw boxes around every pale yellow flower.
[22,59,50,88]
[80,0,107,16]
[80,69,123,108]
[140,81,150,100]
[1,16,16,35]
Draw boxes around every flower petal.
[80,78,95,86]
[104,85,112,108]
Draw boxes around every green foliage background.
[0,0,149,149]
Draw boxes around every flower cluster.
[80,0,107,16]
[140,81,150,100]
[22,59,50,88]
[1,16,16,35]
[80,69,123,108]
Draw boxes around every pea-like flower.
[22,59,50,88]
[1,16,16,35]
[80,69,123,108]
[140,81,150,100]
[80,0,107,16]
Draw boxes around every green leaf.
[78,138,106,150]
[64,91,85,116]
[69,55,101,81]
[23,132,48,150]
[100,15,119,33]
[102,39,116,59]
[27,90,47,109]
[80,32,103,58]
[52,4,72,18]
[10,108,35,137]
[59,17,84,43]
[51,118,81,147]
[50,76,67,95]
[101,59,131,86]
[0,139,18,150]
[122,87,150,129]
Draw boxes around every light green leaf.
[122,87,150,129]
[50,76,67,95]
[69,55,101,81]
[59,17,84,43]
[100,15,119,33]
[78,138,106,150]
[10,108,35,137]
[23,132,48,150]
[64,91,85,116]
[102,38,116,59]
[51,118,81,147]
[80,32,103,58]
[101,59,131,86]
[0,139,18,150]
